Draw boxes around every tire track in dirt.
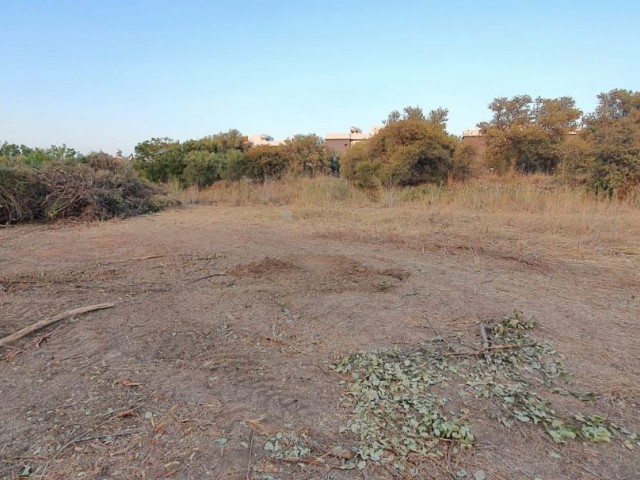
[0,301,42,336]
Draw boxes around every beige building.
[324,126,379,155]
[248,134,284,147]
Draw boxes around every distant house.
[325,126,379,155]
[461,129,487,161]
[248,134,284,147]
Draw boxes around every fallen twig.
[280,456,342,468]
[101,254,165,265]
[545,443,608,480]
[425,317,452,349]
[486,342,538,351]
[51,429,140,462]
[301,434,354,460]
[32,325,62,348]
[444,442,457,480]
[0,303,115,348]
[246,430,254,480]
[480,323,491,362]
[244,417,275,436]
[442,343,538,358]
[190,272,227,283]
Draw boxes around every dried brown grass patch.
[173,175,640,263]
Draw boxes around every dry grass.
[172,175,640,264]
[174,175,371,207]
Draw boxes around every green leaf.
[19,465,32,477]
[581,425,611,443]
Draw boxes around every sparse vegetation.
[257,312,639,475]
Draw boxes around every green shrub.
[182,151,224,188]
[245,145,289,179]
[342,117,458,187]
[221,149,249,181]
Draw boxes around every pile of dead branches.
[0,158,166,224]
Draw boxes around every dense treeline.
[127,88,640,196]
[132,131,335,187]
[1,88,639,224]
[478,89,640,195]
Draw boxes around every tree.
[384,106,449,130]
[282,134,330,175]
[221,149,249,181]
[182,129,249,153]
[479,95,582,173]
[133,130,250,186]
[589,89,640,124]
[480,95,533,133]
[245,145,289,179]
[579,89,640,195]
[133,138,184,183]
[343,112,460,187]
[533,97,581,136]
[384,110,402,125]
[0,142,32,159]
[402,105,426,121]
[182,151,224,188]
[427,107,449,130]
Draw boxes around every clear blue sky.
[1,1,638,154]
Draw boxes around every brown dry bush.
[0,158,165,225]
[0,166,47,224]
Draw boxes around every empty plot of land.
[1,204,639,479]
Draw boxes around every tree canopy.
[344,107,469,187]
[578,89,640,195]
[478,95,582,173]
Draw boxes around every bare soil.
[1,205,638,479]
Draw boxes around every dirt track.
[1,205,639,479]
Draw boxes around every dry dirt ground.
[0,205,639,479]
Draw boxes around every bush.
[586,115,640,196]
[221,149,249,181]
[342,117,460,187]
[182,151,224,188]
[282,134,330,175]
[245,145,289,179]
[559,89,640,197]
[133,138,185,183]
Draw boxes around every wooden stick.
[480,323,491,362]
[246,430,254,480]
[101,254,165,265]
[442,342,538,357]
[280,457,342,468]
[0,303,115,348]
[190,272,227,283]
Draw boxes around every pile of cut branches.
[0,159,165,224]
